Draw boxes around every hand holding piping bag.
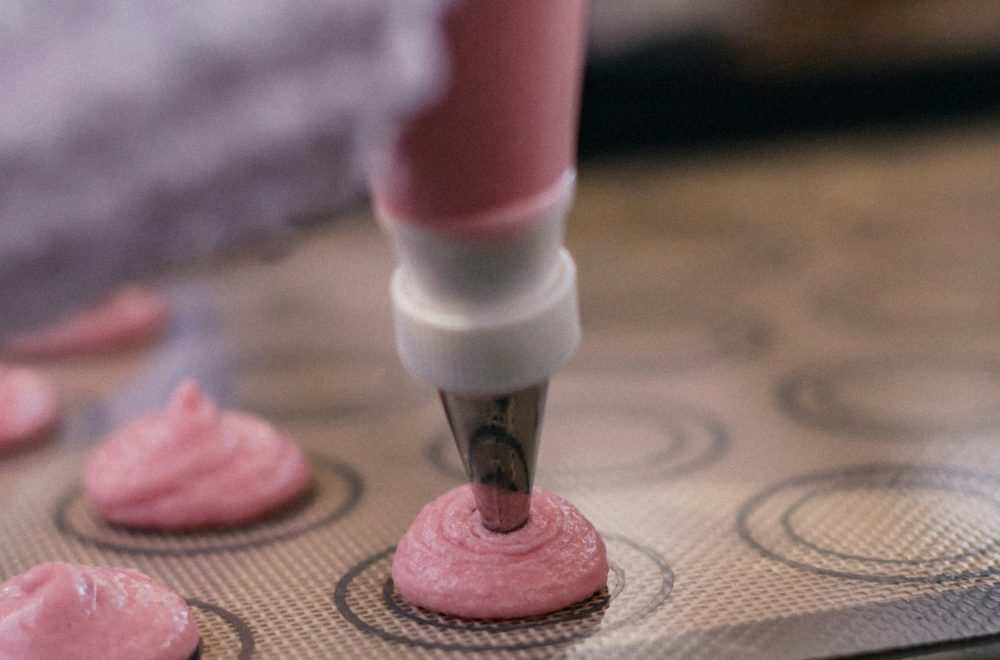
[368,1,589,533]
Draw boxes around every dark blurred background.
[581,0,1000,156]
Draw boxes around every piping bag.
[369,1,589,532]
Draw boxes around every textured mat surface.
[1,125,999,658]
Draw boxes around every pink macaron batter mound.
[0,562,199,660]
[84,380,311,530]
[2,284,169,360]
[0,365,59,450]
[392,485,608,619]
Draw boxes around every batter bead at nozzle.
[440,382,547,533]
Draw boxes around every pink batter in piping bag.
[369,0,588,533]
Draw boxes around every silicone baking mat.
[2,125,1000,659]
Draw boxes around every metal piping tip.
[439,382,547,533]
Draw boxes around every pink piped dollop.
[0,365,59,450]
[3,285,168,360]
[84,380,311,530]
[0,562,199,660]
[392,485,608,619]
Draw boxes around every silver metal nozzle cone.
[439,382,547,533]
